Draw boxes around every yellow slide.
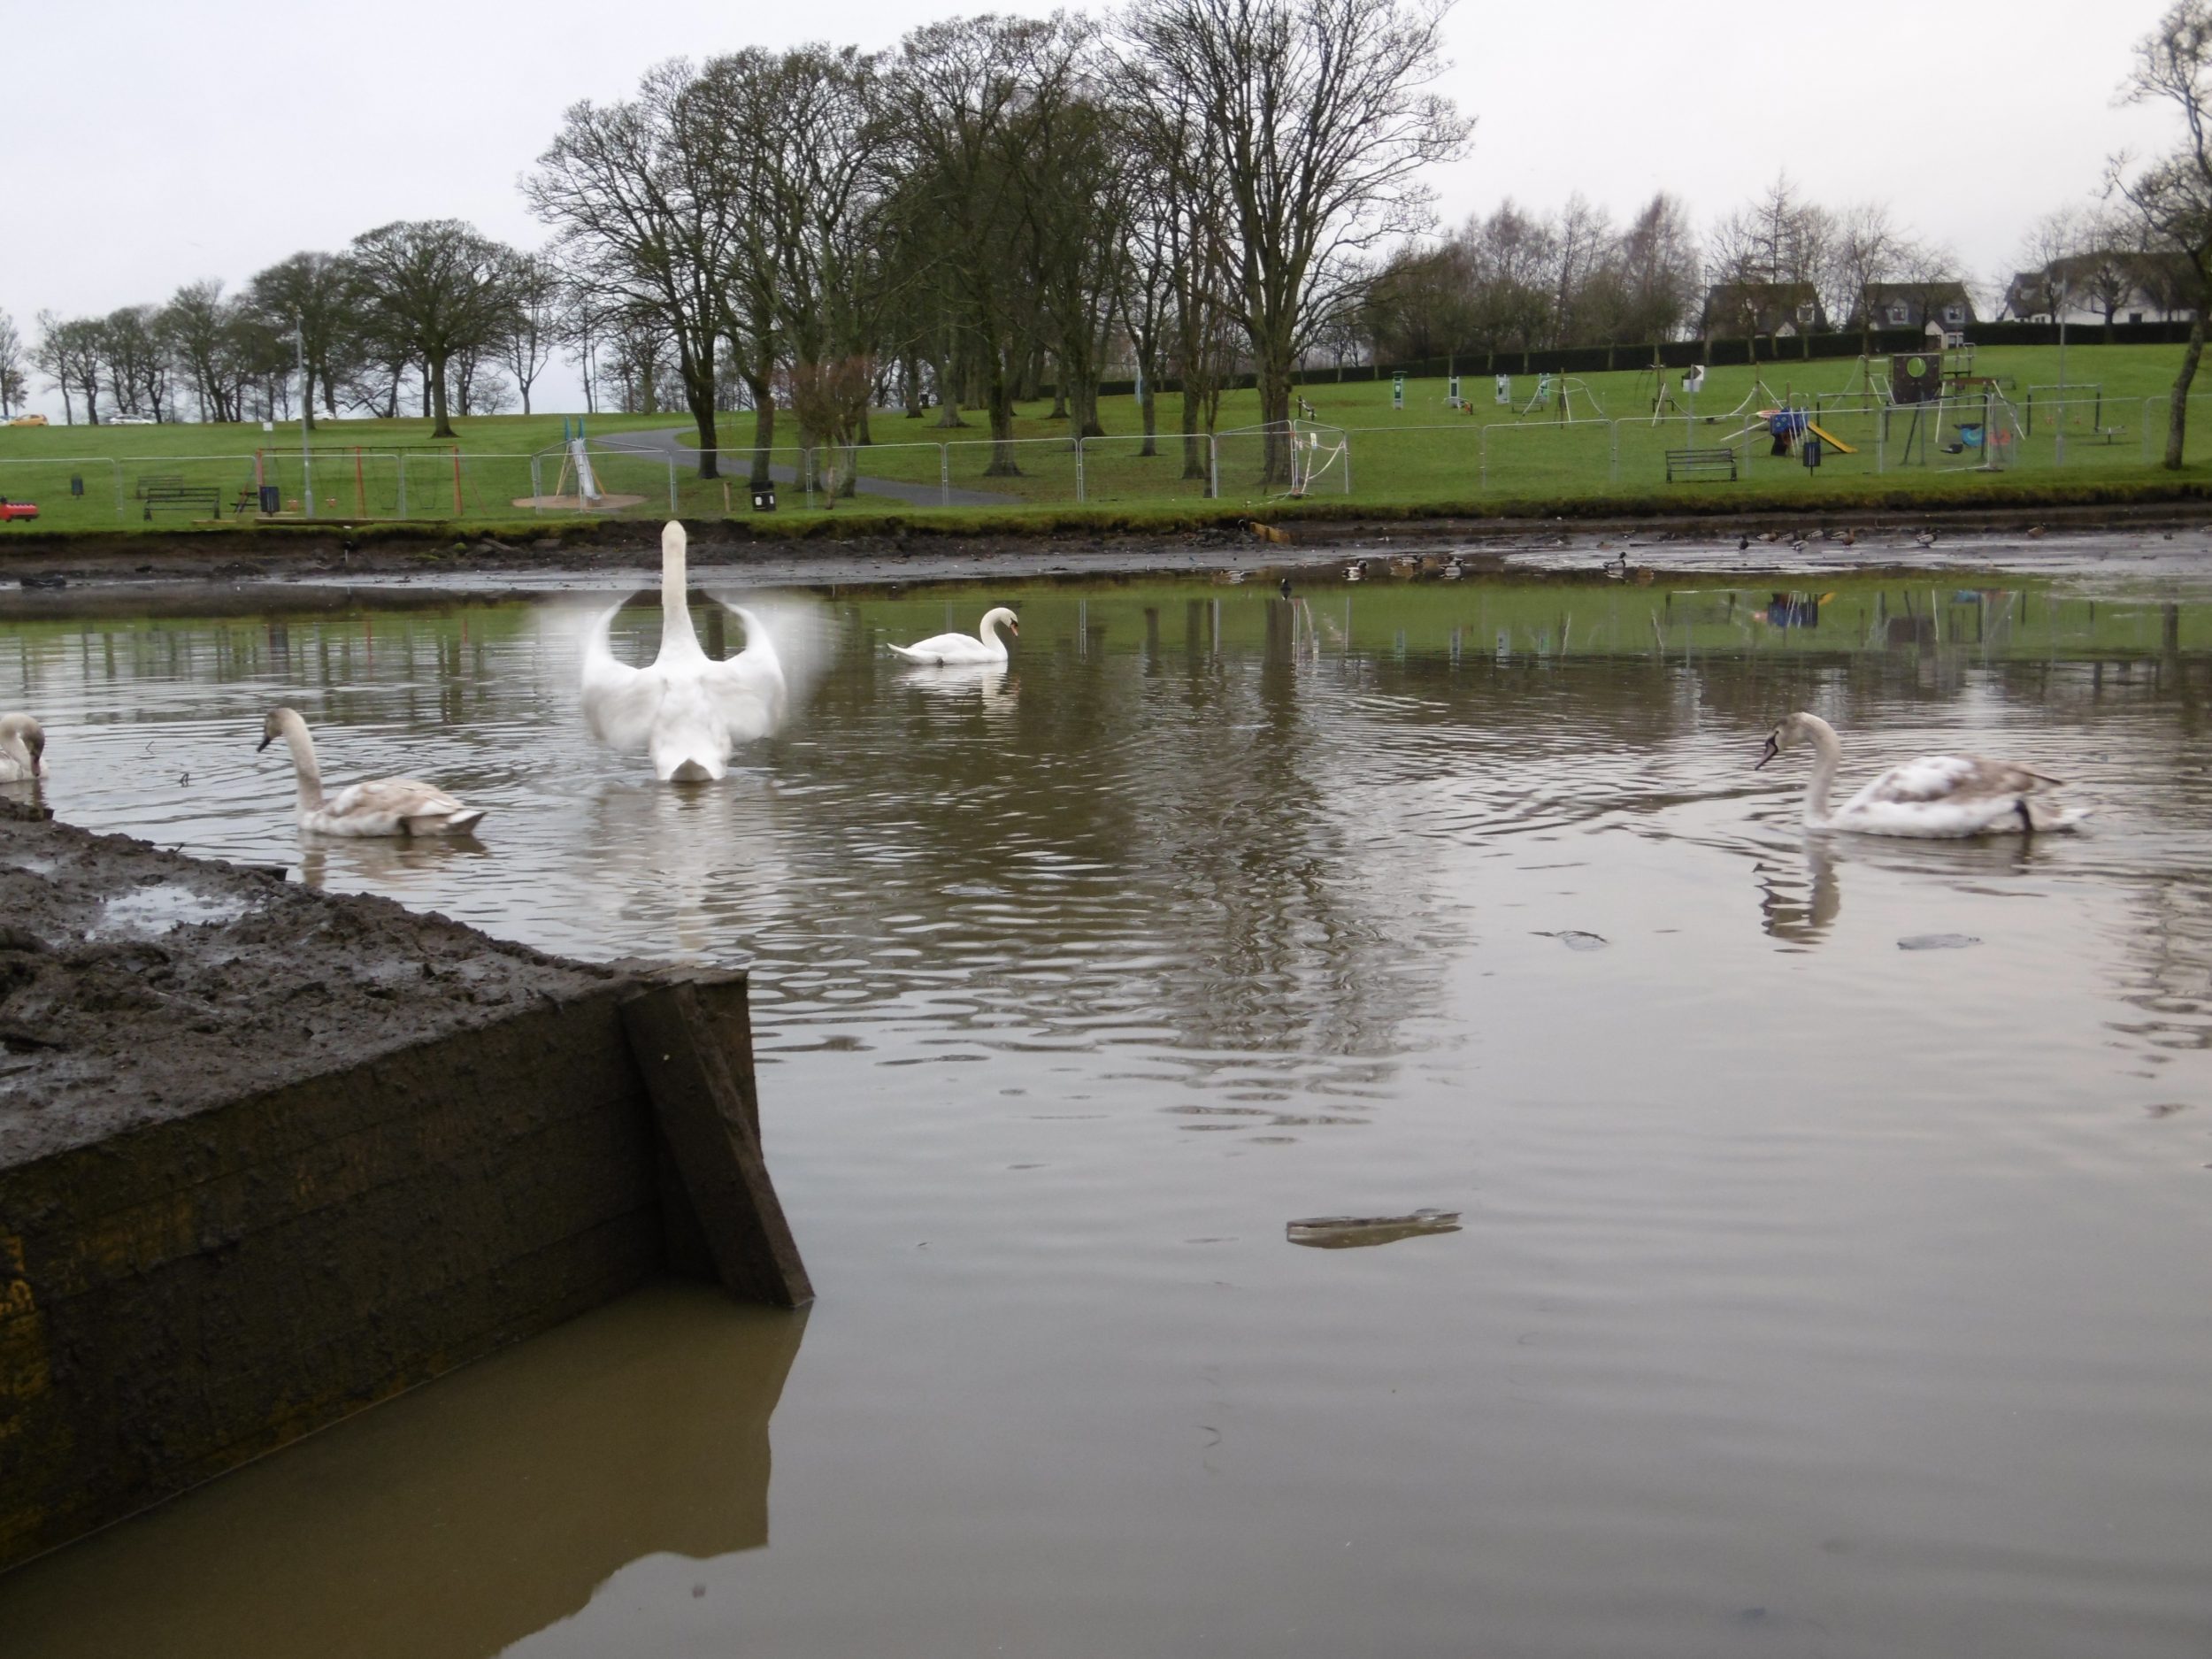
[1805,420,1858,455]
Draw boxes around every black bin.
[259,485,280,513]
[69,476,83,497]
[751,485,777,512]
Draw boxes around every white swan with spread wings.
[580,521,787,781]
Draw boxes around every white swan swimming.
[1756,710,2083,836]
[580,521,787,780]
[259,707,487,836]
[887,606,1018,664]
[0,713,46,783]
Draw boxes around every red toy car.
[0,501,38,521]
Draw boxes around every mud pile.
[0,798,615,1171]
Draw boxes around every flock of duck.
[0,522,2085,841]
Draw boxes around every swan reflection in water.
[1757,839,1841,946]
[1755,833,2056,949]
[582,772,795,962]
[893,662,1018,725]
[297,833,495,894]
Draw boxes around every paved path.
[596,428,1020,510]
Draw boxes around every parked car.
[6,413,47,427]
[107,414,156,426]
[0,501,39,521]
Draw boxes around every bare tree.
[348,219,515,439]
[246,253,357,428]
[1829,202,1908,352]
[1118,53,1238,480]
[98,306,169,419]
[35,312,103,425]
[885,15,1083,475]
[2112,0,2212,466]
[0,310,26,418]
[716,45,890,484]
[158,280,250,423]
[1707,174,1834,360]
[495,250,563,417]
[1125,0,1471,481]
[2010,207,2090,319]
[527,60,746,476]
[786,355,877,504]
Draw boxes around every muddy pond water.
[4,571,2212,1657]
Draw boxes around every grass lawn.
[2,343,2208,536]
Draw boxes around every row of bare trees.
[527,0,1470,488]
[25,226,565,435]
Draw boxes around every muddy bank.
[6,492,2212,591]
[0,797,615,1171]
[0,798,814,1573]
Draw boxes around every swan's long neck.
[1800,715,1842,824]
[660,536,703,661]
[279,714,324,811]
[981,610,1009,648]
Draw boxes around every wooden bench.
[142,486,223,520]
[133,473,183,500]
[1665,448,1738,482]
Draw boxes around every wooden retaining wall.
[0,969,805,1572]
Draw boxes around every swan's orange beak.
[1755,734,1778,771]
[1009,619,1019,637]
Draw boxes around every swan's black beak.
[257,732,274,753]
[1755,734,1778,771]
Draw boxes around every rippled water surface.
[5,572,2212,1657]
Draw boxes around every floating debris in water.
[1286,1209,1462,1249]
[1897,933,1980,951]
[2145,1102,2191,1118]
[1534,930,1608,951]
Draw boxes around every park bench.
[142,485,224,520]
[1665,447,1738,482]
[134,473,183,499]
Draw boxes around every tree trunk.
[745,373,775,488]
[984,348,1020,476]
[674,334,718,480]
[902,349,924,419]
[1179,382,1208,483]
[1257,342,1293,485]
[1140,380,1158,457]
[2164,314,2203,470]
[932,349,965,427]
[427,353,454,439]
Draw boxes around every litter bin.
[259,485,280,514]
[751,485,777,512]
[69,476,83,497]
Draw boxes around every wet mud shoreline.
[2,503,2211,619]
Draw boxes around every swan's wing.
[702,595,832,734]
[323,778,480,833]
[1855,753,2061,809]
[580,604,666,749]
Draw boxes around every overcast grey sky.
[2,0,2180,417]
